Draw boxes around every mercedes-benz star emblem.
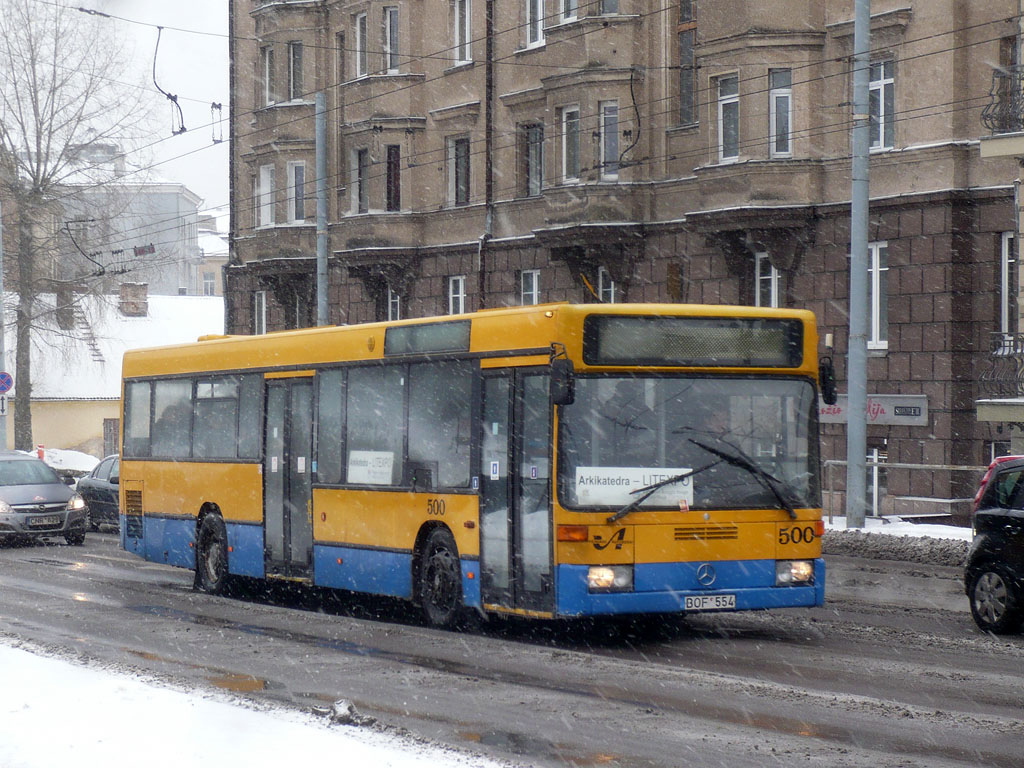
[696,563,716,587]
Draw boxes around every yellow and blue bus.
[119,303,834,626]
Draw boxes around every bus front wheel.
[195,515,229,595]
[418,528,462,628]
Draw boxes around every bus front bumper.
[555,558,825,617]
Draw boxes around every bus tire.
[195,515,229,595]
[418,527,462,628]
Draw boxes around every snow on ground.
[824,515,972,567]
[0,640,511,768]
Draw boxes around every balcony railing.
[982,66,1024,134]
[979,332,1024,398]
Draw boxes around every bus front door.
[263,378,314,580]
[480,371,553,616]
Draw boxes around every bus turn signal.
[557,525,589,542]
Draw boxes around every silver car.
[0,452,88,545]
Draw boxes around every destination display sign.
[575,466,694,507]
[818,394,929,426]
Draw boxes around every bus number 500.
[427,499,446,516]
[779,526,815,545]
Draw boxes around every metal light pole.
[846,0,871,528]
[316,91,328,327]
[0,198,6,449]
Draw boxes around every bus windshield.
[557,376,819,512]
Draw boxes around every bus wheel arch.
[194,506,229,595]
[414,524,463,628]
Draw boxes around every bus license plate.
[685,594,736,611]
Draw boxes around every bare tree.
[0,0,152,449]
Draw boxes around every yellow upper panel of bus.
[121,303,821,379]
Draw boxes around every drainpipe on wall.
[478,0,495,310]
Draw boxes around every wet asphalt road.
[1,533,1021,767]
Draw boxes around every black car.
[965,455,1024,634]
[77,455,119,530]
[0,451,88,545]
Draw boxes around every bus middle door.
[263,375,314,580]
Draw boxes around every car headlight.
[775,560,814,586]
[66,494,86,512]
[587,565,633,592]
[0,499,12,515]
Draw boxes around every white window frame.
[447,136,471,207]
[1001,231,1017,338]
[352,148,369,214]
[287,161,305,223]
[769,69,792,158]
[453,0,472,65]
[521,269,540,305]
[383,6,400,74]
[868,241,889,349]
[287,41,303,101]
[561,105,580,183]
[387,286,402,321]
[561,0,578,22]
[260,45,275,106]
[253,290,267,335]
[599,101,619,180]
[449,275,467,315]
[598,266,616,303]
[869,59,895,150]
[355,13,368,77]
[202,272,216,297]
[717,74,739,163]
[755,252,780,308]
[521,122,544,197]
[526,0,544,48]
[258,164,275,227]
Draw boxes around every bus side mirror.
[551,358,575,405]
[819,356,838,405]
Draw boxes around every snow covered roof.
[4,293,224,401]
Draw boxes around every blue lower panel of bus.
[555,558,825,616]
[312,545,482,609]
[226,522,265,579]
[141,517,196,570]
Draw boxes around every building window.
[287,161,305,223]
[384,7,400,73]
[258,164,274,227]
[769,68,792,157]
[448,136,471,207]
[260,45,275,106]
[388,286,402,321]
[521,269,540,305]
[1001,231,1017,338]
[869,59,894,150]
[202,272,215,296]
[755,252,780,308]
[868,241,889,349]
[677,1,696,125]
[453,0,471,65]
[598,266,616,303]
[717,74,739,162]
[561,106,580,182]
[600,101,619,179]
[353,148,369,214]
[561,0,578,22]
[526,0,544,47]
[449,275,466,314]
[336,32,346,84]
[601,0,619,13]
[287,42,303,100]
[253,290,267,335]
[355,13,368,77]
[386,144,401,212]
[519,123,544,197]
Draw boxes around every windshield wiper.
[689,439,799,519]
[606,460,721,524]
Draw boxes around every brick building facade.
[227,0,1023,517]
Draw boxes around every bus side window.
[317,369,345,484]
[347,366,405,486]
[408,361,472,489]
[123,381,152,457]
[238,374,263,459]
[151,379,193,458]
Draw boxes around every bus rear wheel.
[419,528,462,628]
[195,515,229,595]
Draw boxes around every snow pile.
[824,516,971,567]
[31,447,100,474]
[0,641,512,768]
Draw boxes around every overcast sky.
[96,0,230,210]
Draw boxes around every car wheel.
[418,527,463,628]
[64,529,86,546]
[195,515,229,595]
[968,564,1023,634]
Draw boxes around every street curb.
[822,529,969,568]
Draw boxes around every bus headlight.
[775,560,814,586]
[588,565,633,592]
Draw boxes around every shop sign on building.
[819,394,929,426]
